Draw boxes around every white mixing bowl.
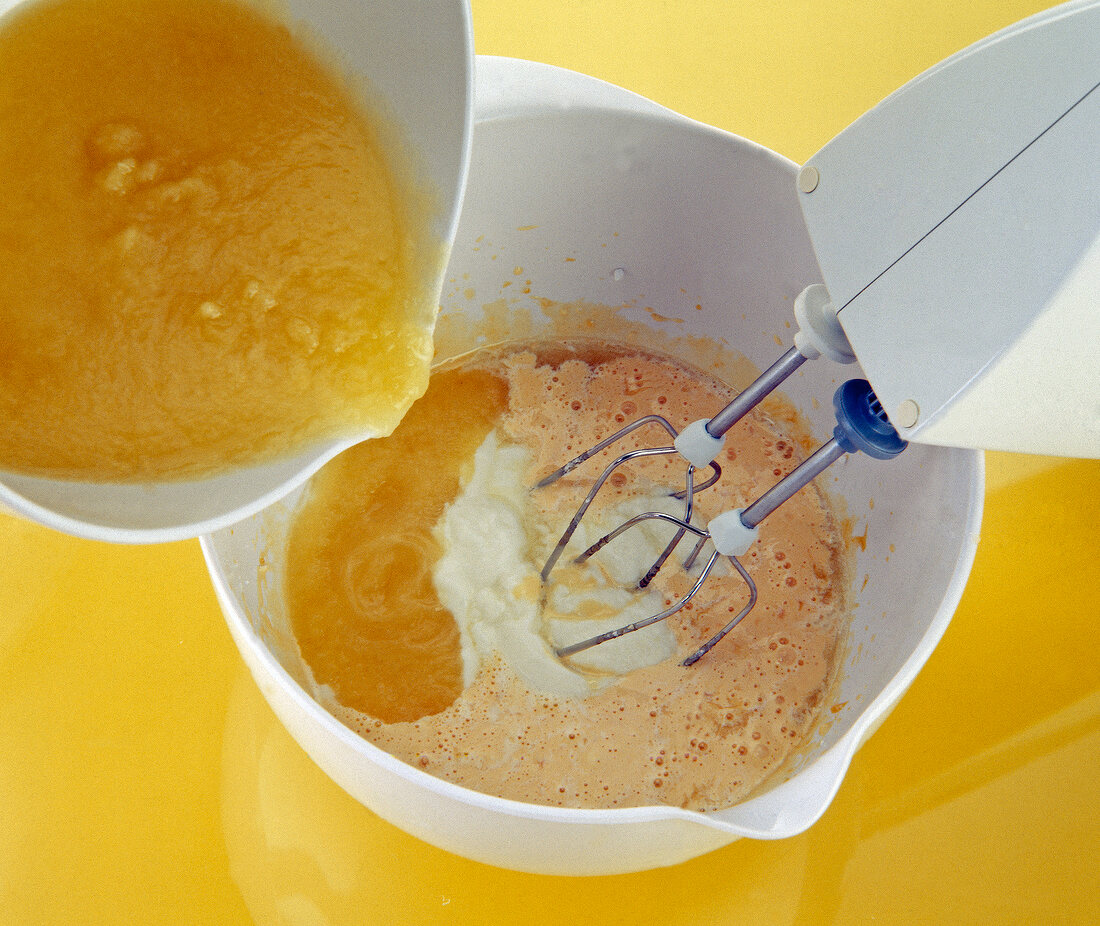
[201,57,983,875]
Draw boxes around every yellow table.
[2,1,1097,922]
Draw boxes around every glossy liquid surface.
[286,367,508,723]
[0,0,429,480]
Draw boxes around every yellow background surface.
[2,1,1098,923]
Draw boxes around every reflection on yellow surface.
[1,0,1097,923]
[220,667,813,923]
[1,454,1095,923]
[0,529,248,922]
[216,457,1100,925]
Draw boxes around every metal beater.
[540,372,906,666]
[537,291,906,666]
[537,284,852,585]
[536,285,906,659]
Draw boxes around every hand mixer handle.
[797,2,1100,456]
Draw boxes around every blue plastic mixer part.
[832,379,908,460]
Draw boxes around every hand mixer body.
[798,0,1100,458]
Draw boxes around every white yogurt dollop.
[431,429,679,698]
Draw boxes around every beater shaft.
[740,439,847,528]
[705,346,805,438]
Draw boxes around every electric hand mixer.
[539,0,1100,665]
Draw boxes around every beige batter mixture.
[296,341,848,812]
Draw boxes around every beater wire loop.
[537,423,719,582]
[556,547,725,659]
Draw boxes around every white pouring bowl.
[0,0,473,543]
[201,57,983,876]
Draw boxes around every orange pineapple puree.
[285,367,509,724]
[0,0,432,480]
